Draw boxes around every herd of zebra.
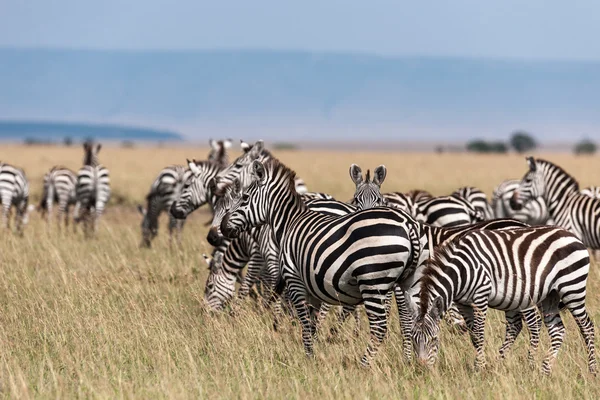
[1,138,599,375]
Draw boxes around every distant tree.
[121,140,135,149]
[466,140,508,154]
[435,145,444,154]
[510,131,537,153]
[63,136,73,146]
[24,137,37,146]
[574,139,597,155]
[273,142,299,150]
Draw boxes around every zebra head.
[202,252,237,311]
[349,164,387,210]
[221,160,271,239]
[208,138,233,167]
[207,178,243,246]
[511,157,545,210]
[170,159,213,219]
[137,204,157,248]
[83,141,102,167]
[211,140,269,194]
[411,295,443,367]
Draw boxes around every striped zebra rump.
[453,186,494,220]
[41,166,77,225]
[74,164,111,235]
[0,162,31,234]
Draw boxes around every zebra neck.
[419,272,454,318]
[543,172,579,219]
[266,184,306,245]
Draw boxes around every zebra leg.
[328,305,359,340]
[360,293,389,367]
[394,286,414,361]
[570,308,597,375]
[238,247,264,299]
[457,302,488,371]
[72,201,81,231]
[46,187,54,224]
[1,194,12,229]
[445,303,468,333]
[287,287,316,358]
[540,310,566,375]
[499,310,523,358]
[168,214,177,248]
[522,308,542,364]
[57,198,68,229]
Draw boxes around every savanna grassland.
[1,144,600,399]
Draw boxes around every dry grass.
[0,144,599,398]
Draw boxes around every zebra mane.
[418,242,456,319]
[262,158,300,195]
[535,158,580,191]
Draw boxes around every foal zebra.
[0,162,31,234]
[137,165,193,247]
[220,159,427,366]
[411,226,596,375]
[40,166,77,227]
[512,157,600,249]
[73,142,111,237]
[492,179,553,225]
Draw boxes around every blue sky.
[2,0,600,60]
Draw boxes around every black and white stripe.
[410,226,595,375]
[137,165,193,247]
[220,158,426,366]
[40,166,77,227]
[169,160,224,220]
[413,194,484,227]
[492,179,553,225]
[452,186,494,220]
[512,157,600,249]
[0,162,31,234]
[73,142,111,237]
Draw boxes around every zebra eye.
[235,163,243,168]
[242,194,250,202]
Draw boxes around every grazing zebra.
[208,138,233,168]
[410,226,596,375]
[219,159,427,366]
[137,165,193,247]
[0,162,31,235]
[40,166,77,227]
[169,160,224,220]
[348,164,387,209]
[453,186,494,220]
[492,179,553,225]
[413,194,484,227]
[73,142,111,237]
[512,157,600,249]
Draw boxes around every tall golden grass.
[0,144,598,398]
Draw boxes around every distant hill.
[0,48,598,141]
[0,121,183,142]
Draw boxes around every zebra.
[410,226,596,375]
[492,179,553,225]
[169,159,225,220]
[512,157,600,250]
[0,162,31,235]
[39,166,77,227]
[137,165,193,247]
[348,164,387,209]
[407,189,433,203]
[412,194,484,227]
[208,138,233,168]
[219,159,428,366]
[72,142,111,237]
[452,186,494,220]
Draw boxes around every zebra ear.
[250,140,264,158]
[232,178,242,194]
[202,253,212,268]
[349,164,363,186]
[188,159,201,175]
[137,204,147,216]
[251,160,267,184]
[240,140,251,152]
[223,139,233,149]
[429,296,444,321]
[213,252,224,267]
[96,143,102,154]
[526,156,536,172]
[209,139,218,150]
[405,293,419,317]
[373,165,387,187]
